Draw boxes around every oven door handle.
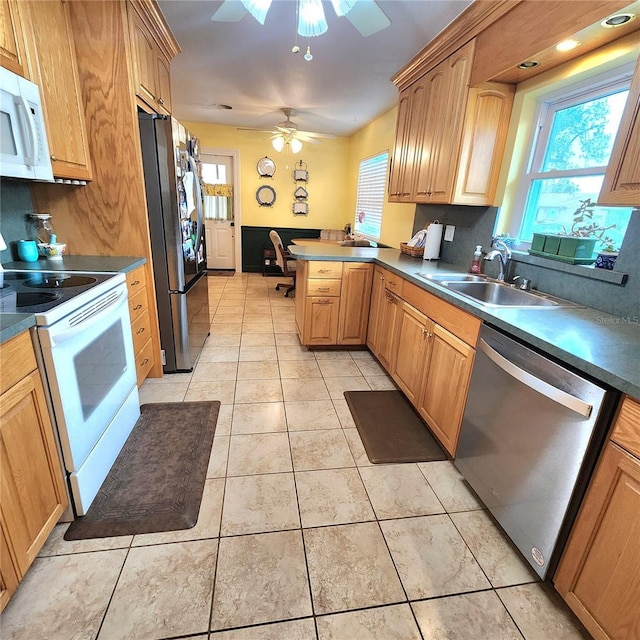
[478,338,593,418]
[47,287,129,347]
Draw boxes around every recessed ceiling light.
[518,60,539,69]
[601,13,635,27]
[556,40,580,52]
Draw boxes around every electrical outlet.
[444,225,455,241]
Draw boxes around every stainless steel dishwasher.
[455,325,618,579]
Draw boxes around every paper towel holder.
[423,220,444,261]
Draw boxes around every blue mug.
[16,240,39,262]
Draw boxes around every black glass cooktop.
[0,270,118,315]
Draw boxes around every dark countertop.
[3,255,146,274]
[289,245,640,399]
[0,313,36,344]
[0,256,145,345]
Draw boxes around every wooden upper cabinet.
[0,0,29,77]
[453,82,515,205]
[598,54,640,206]
[127,0,179,115]
[21,0,92,181]
[390,39,514,206]
[388,88,414,201]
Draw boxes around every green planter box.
[558,236,597,259]
[543,236,561,255]
[528,233,597,264]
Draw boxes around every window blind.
[354,151,389,241]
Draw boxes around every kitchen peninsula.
[289,244,640,399]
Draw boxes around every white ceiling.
[158,0,473,137]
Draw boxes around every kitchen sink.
[443,281,577,308]
[416,272,488,283]
[415,272,579,308]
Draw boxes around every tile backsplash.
[413,204,640,319]
[0,180,35,262]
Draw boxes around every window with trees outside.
[353,151,389,241]
[515,70,633,251]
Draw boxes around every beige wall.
[185,107,416,248]
[347,107,416,248]
[184,121,351,230]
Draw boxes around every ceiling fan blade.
[211,0,248,22]
[346,0,391,36]
[236,127,278,133]
[297,130,336,139]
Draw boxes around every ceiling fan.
[237,108,336,152]
[211,0,391,38]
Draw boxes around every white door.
[201,154,235,270]
[206,220,235,268]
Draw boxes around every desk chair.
[269,230,296,297]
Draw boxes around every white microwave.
[0,66,53,181]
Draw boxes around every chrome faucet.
[484,238,512,281]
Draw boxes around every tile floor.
[1,273,592,640]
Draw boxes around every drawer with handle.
[128,287,147,323]
[308,262,343,279]
[126,266,147,293]
[131,309,151,354]
[306,278,341,297]
[135,338,154,387]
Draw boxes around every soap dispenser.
[469,245,483,274]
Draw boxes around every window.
[354,151,389,241]
[515,71,633,250]
[201,155,233,220]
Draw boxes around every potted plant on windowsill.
[594,242,619,270]
[529,198,616,265]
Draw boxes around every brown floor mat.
[64,401,219,540]
[344,390,447,464]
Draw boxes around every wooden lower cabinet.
[296,261,373,346]
[555,397,640,640]
[0,331,68,611]
[416,323,474,456]
[375,289,402,371]
[392,301,431,406]
[126,265,154,386]
[366,266,386,355]
[303,297,340,345]
[338,262,373,345]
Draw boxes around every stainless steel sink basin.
[416,272,487,283]
[444,281,576,308]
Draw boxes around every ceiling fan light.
[272,136,285,152]
[290,138,303,154]
[330,0,357,17]
[298,0,328,37]
[241,0,272,25]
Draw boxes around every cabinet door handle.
[318,269,331,274]
[379,275,384,281]
[158,98,165,106]
[131,280,141,286]
[140,358,149,366]
[133,304,143,311]
[421,328,433,338]
[136,327,145,335]
[316,299,331,305]
[388,281,396,288]
[384,291,397,304]
[318,287,330,291]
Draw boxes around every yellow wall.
[184,121,351,230]
[347,107,416,248]
[496,32,640,236]
[185,107,416,248]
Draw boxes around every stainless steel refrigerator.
[138,113,209,373]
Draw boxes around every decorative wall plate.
[293,160,308,182]
[293,201,308,215]
[257,156,275,177]
[294,186,308,200]
[256,185,276,206]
